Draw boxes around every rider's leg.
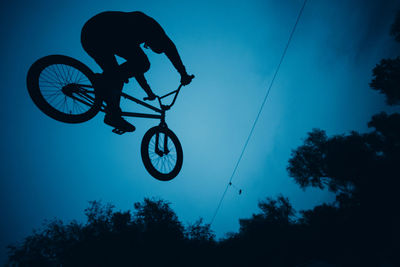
[100,75,135,132]
[81,27,134,132]
[116,47,156,100]
[88,53,135,132]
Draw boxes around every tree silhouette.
[390,10,400,42]
[216,195,306,267]
[186,218,215,242]
[370,10,400,105]
[370,57,400,105]
[287,112,399,202]
[286,113,400,265]
[7,198,218,267]
[284,11,400,265]
[134,198,184,237]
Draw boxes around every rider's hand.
[180,73,194,86]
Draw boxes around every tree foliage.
[285,112,400,266]
[6,198,215,267]
[287,113,400,205]
[370,57,400,105]
[369,10,400,105]
[390,10,400,42]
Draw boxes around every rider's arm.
[162,36,187,76]
[135,74,154,96]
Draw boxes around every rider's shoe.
[143,93,156,101]
[104,115,135,132]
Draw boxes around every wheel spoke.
[146,131,180,174]
[53,64,65,86]
[43,66,63,85]
[65,65,73,83]
[38,62,95,116]
[73,67,81,84]
[59,64,69,84]
[40,71,61,86]
[165,157,173,171]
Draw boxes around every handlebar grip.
[180,74,195,86]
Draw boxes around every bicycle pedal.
[112,128,126,135]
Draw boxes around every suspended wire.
[210,0,308,225]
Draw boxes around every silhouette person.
[81,11,194,132]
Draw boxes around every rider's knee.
[123,59,150,78]
[134,54,151,73]
[140,57,150,73]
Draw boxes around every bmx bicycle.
[26,55,193,181]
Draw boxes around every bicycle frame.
[75,83,184,126]
[119,83,184,125]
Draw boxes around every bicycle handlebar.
[157,75,195,110]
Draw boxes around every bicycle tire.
[27,55,101,123]
[141,126,183,181]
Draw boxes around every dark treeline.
[7,11,400,267]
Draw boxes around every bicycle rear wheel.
[27,55,101,123]
[141,126,183,181]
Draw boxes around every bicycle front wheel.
[141,126,183,181]
[27,55,102,123]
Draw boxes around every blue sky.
[1,0,400,263]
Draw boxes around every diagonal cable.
[210,0,308,225]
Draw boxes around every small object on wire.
[229,182,243,195]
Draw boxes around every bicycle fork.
[155,132,170,157]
